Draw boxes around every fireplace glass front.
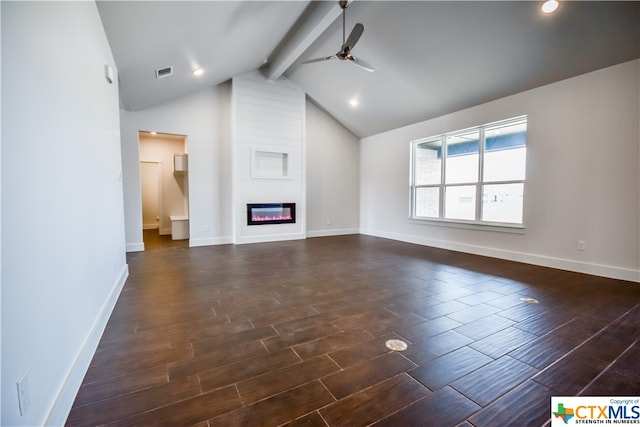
[247,203,296,225]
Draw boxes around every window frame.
[410,116,527,229]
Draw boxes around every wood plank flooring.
[66,233,640,426]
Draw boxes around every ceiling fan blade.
[343,23,364,50]
[349,56,376,72]
[302,55,336,64]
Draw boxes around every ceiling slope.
[285,1,640,137]
[98,1,640,138]
[97,0,311,111]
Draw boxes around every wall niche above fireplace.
[251,148,290,180]
[247,203,296,225]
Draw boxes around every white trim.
[408,218,526,234]
[235,232,306,245]
[44,264,129,426]
[361,229,640,283]
[126,242,145,252]
[189,236,233,247]
[306,228,360,238]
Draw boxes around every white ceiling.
[97,1,640,138]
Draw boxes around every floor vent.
[385,339,408,351]
[155,66,173,79]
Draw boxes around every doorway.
[138,131,189,249]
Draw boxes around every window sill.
[409,217,526,234]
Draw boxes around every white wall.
[1,2,127,425]
[139,134,188,234]
[306,101,360,237]
[121,83,232,250]
[361,59,640,282]
[0,2,3,422]
[232,73,306,244]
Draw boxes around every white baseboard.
[306,228,359,238]
[361,229,640,283]
[188,230,358,246]
[142,224,159,230]
[235,232,306,245]
[126,241,144,252]
[189,236,233,247]
[45,263,129,426]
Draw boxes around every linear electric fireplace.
[247,203,296,225]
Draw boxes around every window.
[411,116,527,226]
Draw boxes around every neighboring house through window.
[411,116,527,227]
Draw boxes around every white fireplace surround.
[232,72,306,244]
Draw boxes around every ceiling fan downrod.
[340,0,348,47]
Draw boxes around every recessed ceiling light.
[541,0,559,13]
[349,98,359,107]
[193,68,204,76]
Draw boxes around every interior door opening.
[138,131,189,249]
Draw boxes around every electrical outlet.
[577,240,586,251]
[17,372,31,416]
[204,224,210,232]
[326,218,332,225]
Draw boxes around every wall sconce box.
[104,64,115,84]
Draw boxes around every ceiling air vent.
[155,66,173,79]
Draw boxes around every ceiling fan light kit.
[303,0,376,72]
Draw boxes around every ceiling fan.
[303,0,376,72]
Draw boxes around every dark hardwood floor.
[66,234,640,426]
[141,228,189,250]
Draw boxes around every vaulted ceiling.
[97,1,640,138]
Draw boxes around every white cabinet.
[174,154,188,172]
[169,215,189,240]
